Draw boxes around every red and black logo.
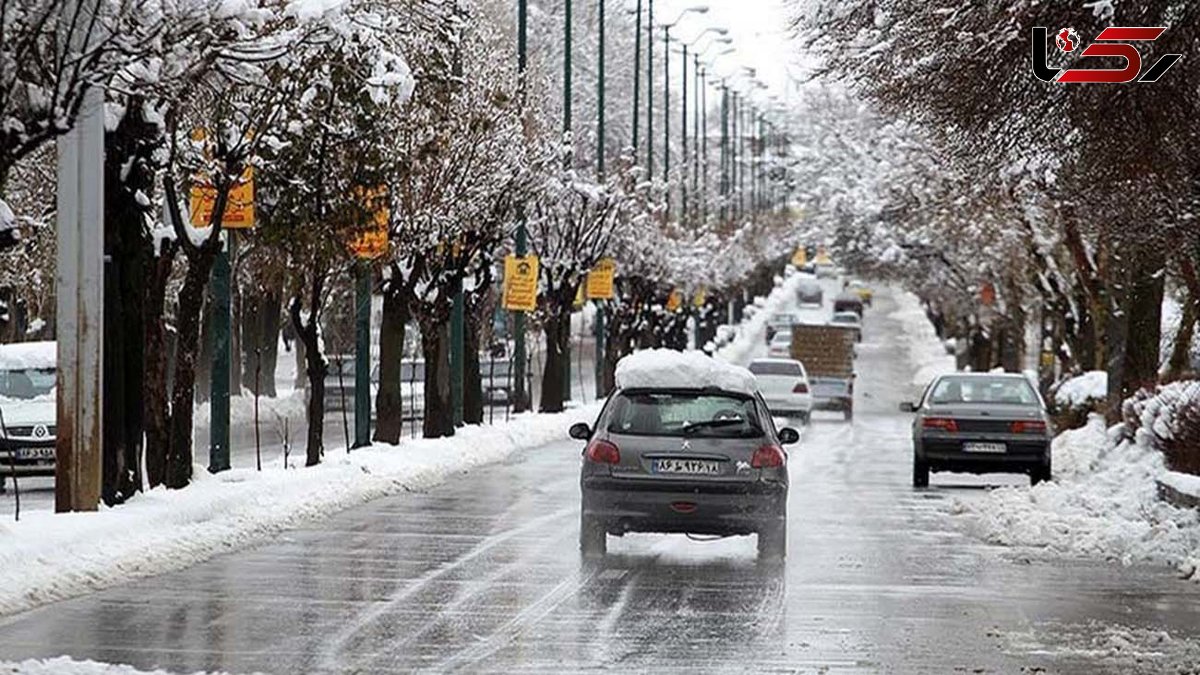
[1031,26,1182,83]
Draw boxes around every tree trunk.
[1121,259,1165,396]
[1166,296,1196,379]
[374,286,408,444]
[289,270,328,467]
[463,305,484,424]
[420,317,454,438]
[196,289,213,403]
[143,243,175,489]
[540,309,569,413]
[241,287,282,397]
[167,255,218,488]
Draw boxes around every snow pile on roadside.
[0,403,600,617]
[193,388,307,432]
[616,349,756,395]
[952,415,1200,580]
[714,272,804,366]
[0,657,223,674]
[1053,370,1107,409]
[889,292,955,387]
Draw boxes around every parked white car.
[0,341,57,491]
[749,358,814,423]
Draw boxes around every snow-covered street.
[2,281,1198,674]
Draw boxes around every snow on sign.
[189,167,256,229]
[585,258,616,300]
[503,254,539,311]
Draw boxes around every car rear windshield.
[749,361,802,376]
[606,391,764,438]
[929,376,1038,406]
[0,368,56,400]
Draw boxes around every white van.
[0,341,57,490]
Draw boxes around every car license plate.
[15,447,54,461]
[652,458,721,475]
[963,442,1006,454]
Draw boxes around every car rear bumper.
[918,438,1050,474]
[581,476,786,536]
[763,395,812,415]
[812,396,851,412]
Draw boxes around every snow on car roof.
[0,341,56,370]
[615,349,757,396]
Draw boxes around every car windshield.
[770,331,791,344]
[605,391,764,438]
[749,361,802,377]
[928,376,1039,406]
[0,367,56,400]
[831,314,858,324]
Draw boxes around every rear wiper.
[682,419,748,436]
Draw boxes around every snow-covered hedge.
[1123,380,1200,476]
[1050,370,1108,430]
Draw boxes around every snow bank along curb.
[888,292,955,388]
[1158,471,1200,510]
[0,656,228,675]
[714,272,804,365]
[0,404,600,618]
[952,415,1200,582]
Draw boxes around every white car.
[767,330,792,359]
[0,341,57,491]
[830,311,863,342]
[749,358,814,423]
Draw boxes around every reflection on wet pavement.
[0,287,1197,673]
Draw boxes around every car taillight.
[584,439,620,464]
[1011,420,1047,434]
[792,382,809,394]
[751,444,785,468]
[923,417,959,432]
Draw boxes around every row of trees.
[0,0,803,505]
[790,1,1200,416]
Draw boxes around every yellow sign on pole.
[348,186,390,260]
[573,283,585,309]
[666,290,683,313]
[692,287,707,308]
[503,254,539,312]
[190,167,256,229]
[791,247,807,267]
[585,258,617,300]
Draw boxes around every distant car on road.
[749,358,813,423]
[845,279,873,306]
[901,373,1053,488]
[796,279,823,306]
[830,311,863,342]
[832,292,864,318]
[765,312,795,343]
[767,330,792,359]
[573,350,798,560]
[0,341,57,492]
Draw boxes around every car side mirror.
[568,422,592,441]
[898,401,916,413]
[778,427,800,445]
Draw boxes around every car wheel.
[1031,464,1052,486]
[580,513,607,558]
[913,458,930,488]
[842,407,853,422]
[757,518,787,560]
[800,411,811,426]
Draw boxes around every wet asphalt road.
[1,286,1199,673]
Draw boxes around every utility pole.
[355,263,373,441]
[632,0,641,152]
[701,67,708,223]
[596,0,607,400]
[663,26,670,187]
[450,25,466,427]
[680,42,687,223]
[647,0,654,177]
[692,56,700,224]
[513,0,530,412]
[562,0,573,403]
[719,83,728,223]
[209,232,231,472]
[55,11,105,510]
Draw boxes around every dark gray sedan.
[572,387,798,560]
[901,373,1053,487]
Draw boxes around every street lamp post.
[513,0,530,413]
[562,0,573,403]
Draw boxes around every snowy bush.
[1051,371,1108,431]
[1124,380,1200,476]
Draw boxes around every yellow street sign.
[573,283,585,309]
[348,186,390,260]
[666,290,683,313]
[190,167,255,229]
[791,248,807,267]
[503,254,539,312]
[693,287,707,308]
[585,258,617,300]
